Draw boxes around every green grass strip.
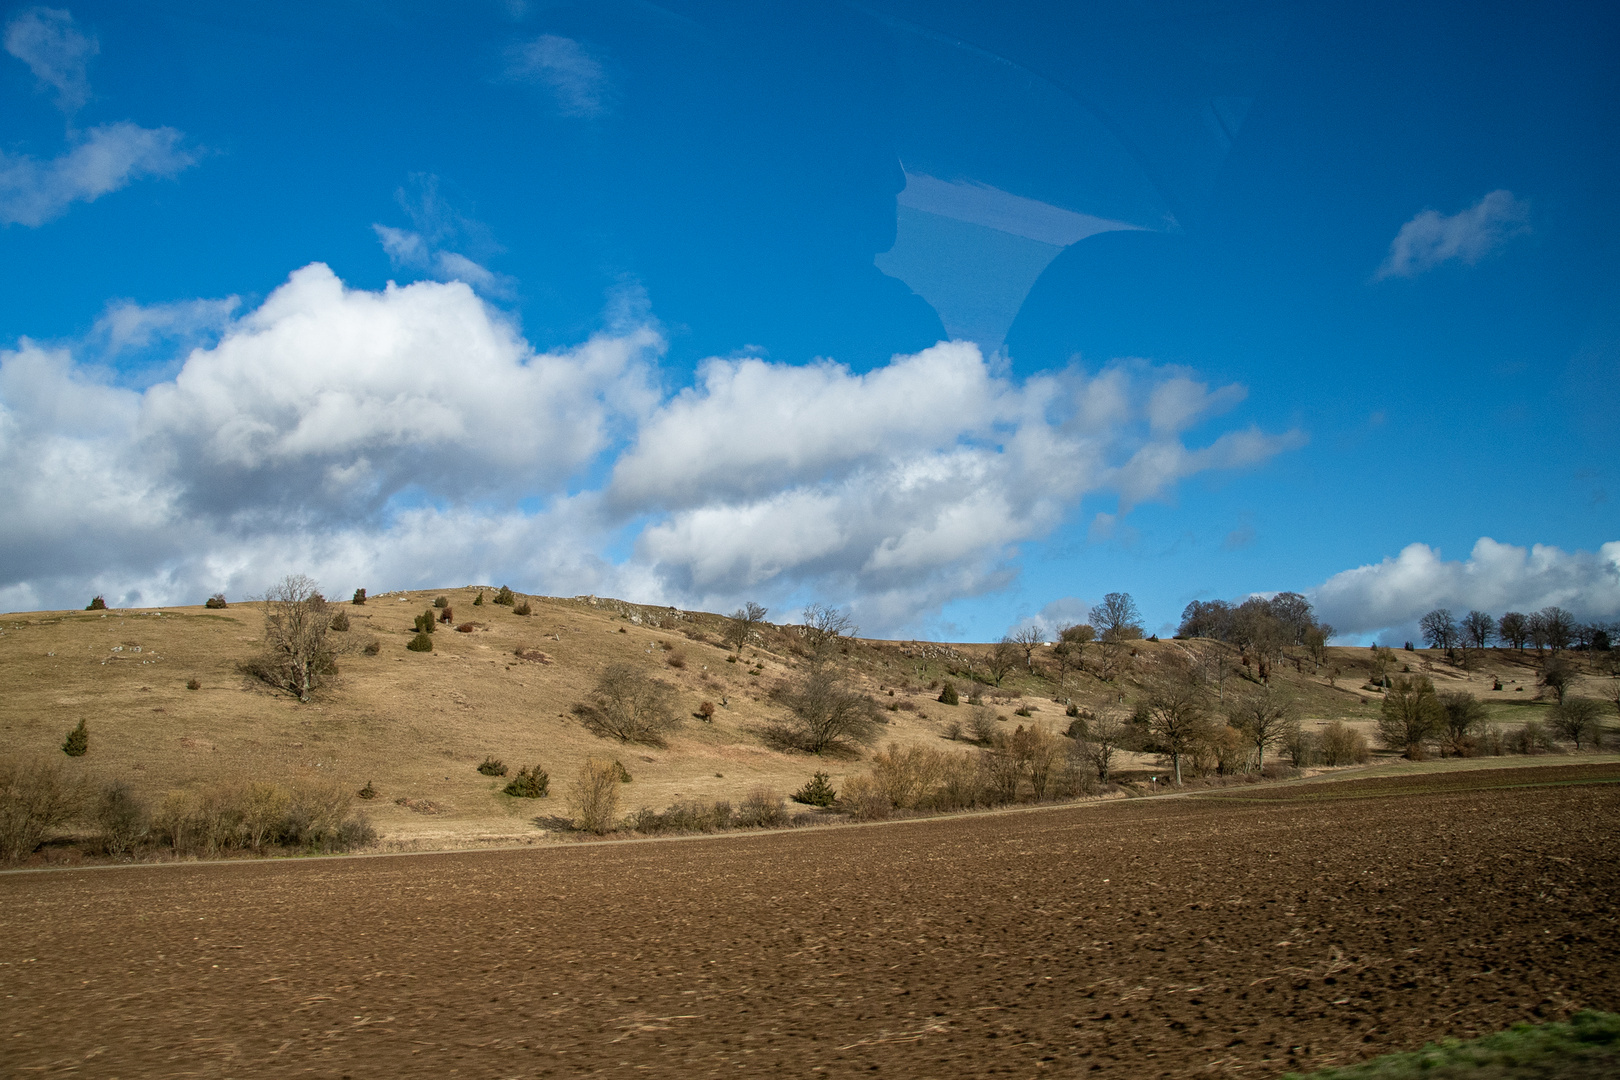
[1280,1011,1620,1079]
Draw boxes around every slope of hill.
[0,588,1609,852]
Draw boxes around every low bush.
[627,799,734,834]
[513,601,532,616]
[503,766,549,798]
[150,779,374,856]
[438,606,454,624]
[433,595,449,609]
[186,677,202,690]
[695,700,715,721]
[362,639,381,656]
[205,593,228,609]
[937,681,959,706]
[612,759,632,783]
[568,759,621,834]
[0,758,83,863]
[357,780,378,800]
[413,610,436,634]
[477,757,508,777]
[92,780,150,855]
[86,595,106,611]
[735,787,786,828]
[455,622,475,633]
[61,719,88,757]
[494,585,516,606]
[666,650,687,669]
[1318,720,1371,765]
[329,610,350,631]
[1509,721,1557,754]
[406,631,433,652]
[351,588,366,605]
[967,707,998,745]
[792,771,837,806]
[835,773,892,821]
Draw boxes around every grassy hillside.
[1,588,1612,851]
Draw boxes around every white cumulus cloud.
[1376,189,1530,279]
[0,265,1302,633]
[1311,537,1620,641]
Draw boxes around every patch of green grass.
[1281,1011,1620,1079]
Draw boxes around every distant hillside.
[0,588,1606,852]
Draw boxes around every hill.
[1,587,1612,853]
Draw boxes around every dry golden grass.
[2,590,1611,852]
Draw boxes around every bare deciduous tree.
[985,638,1021,686]
[259,574,335,703]
[1072,711,1128,783]
[1094,592,1143,642]
[1009,625,1044,670]
[1377,675,1443,758]
[1419,608,1459,651]
[1437,690,1487,755]
[800,603,856,662]
[568,758,622,834]
[572,664,681,746]
[1548,697,1603,750]
[1135,657,1212,785]
[1228,684,1299,773]
[725,601,768,653]
[1539,606,1575,653]
[1053,623,1094,683]
[1538,655,1575,705]
[1462,610,1496,652]
[1498,611,1529,651]
[766,669,881,754]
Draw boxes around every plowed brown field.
[3,763,1617,1078]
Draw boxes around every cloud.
[506,34,609,117]
[4,6,97,114]
[1312,537,1620,640]
[612,347,1300,629]
[1376,190,1530,279]
[372,175,514,297]
[0,122,194,227]
[0,264,1301,633]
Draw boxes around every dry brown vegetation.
[0,587,1615,860]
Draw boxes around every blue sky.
[1,0,1617,642]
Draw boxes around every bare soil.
[2,762,1615,1078]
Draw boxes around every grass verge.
[1280,1011,1620,1079]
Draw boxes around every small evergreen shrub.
[352,588,367,605]
[414,610,436,634]
[792,771,837,807]
[186,678,201,690]
[407,631,433,652]
[357,780,378,800]
[433,595,449,609]
[204,593,228,609]
[362,640,381,655]
[494,585,516,606]
[61,719,88,757]
[503,766,549,798]
[696,700,715,721]
[513,601,532,616]
[478,757,508,777]
[329,610,350,631]
[938,681,959,705]
[438,606,454,624]
[472,590,484,606]
[612,759,632,783]
[1014,706,1033,717]
[86,595,106,611]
